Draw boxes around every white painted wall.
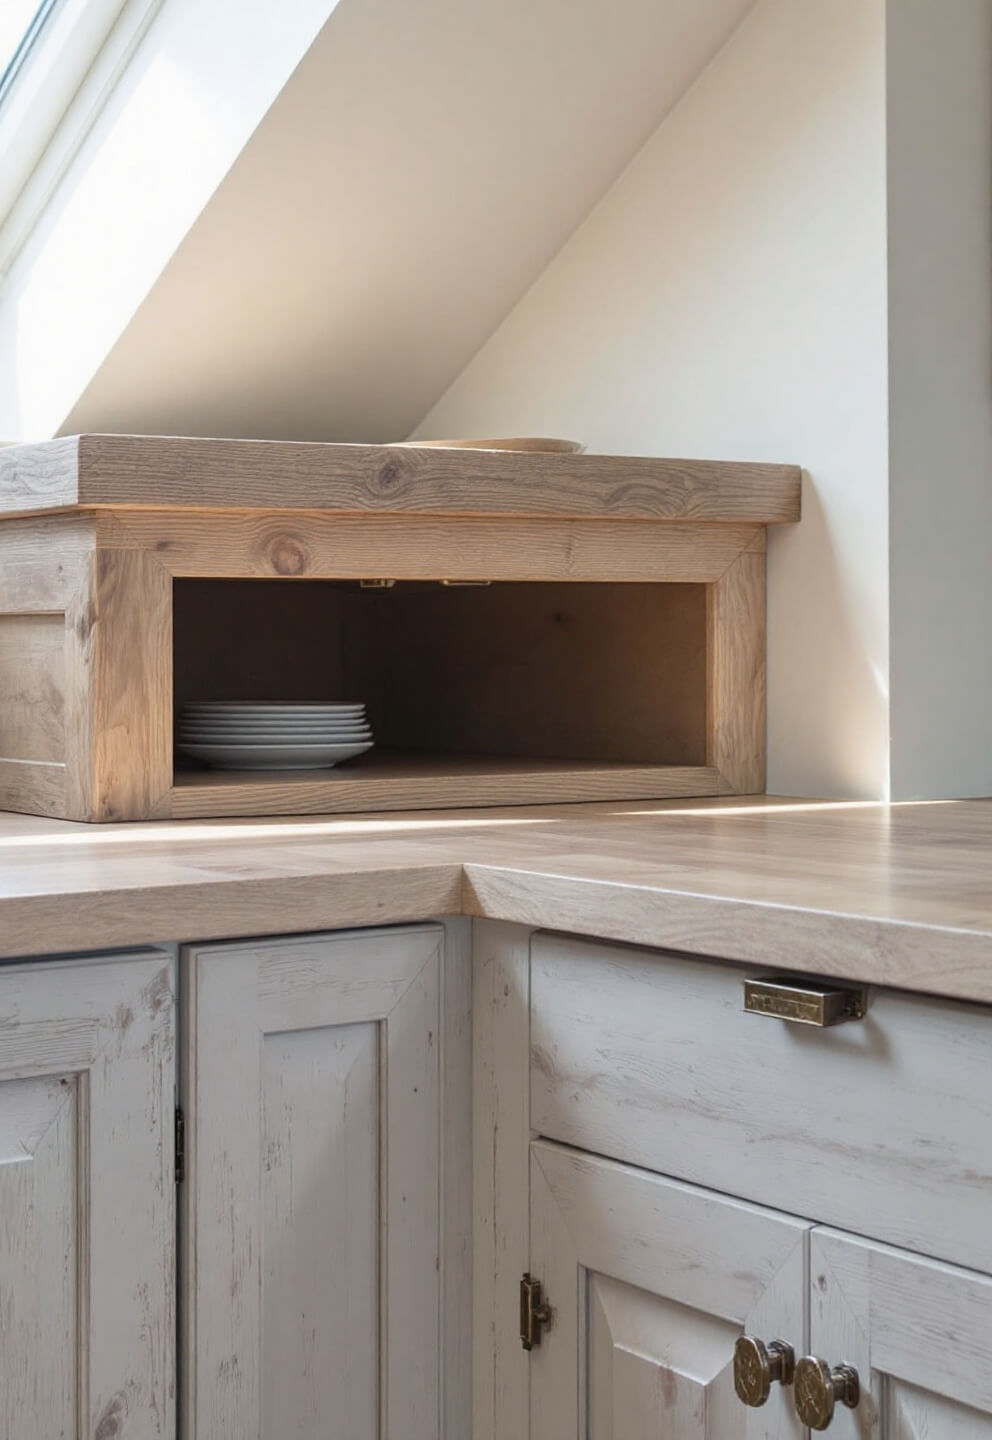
[416,0,890,798]
[886,0,992,800]
[0,0,339,440]
[60,0,755,443]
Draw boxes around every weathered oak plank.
[0,434,802,522]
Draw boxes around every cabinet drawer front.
[530,933,992,1272]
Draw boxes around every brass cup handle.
[733,1336,796,1407]
[794,1355,861,1430]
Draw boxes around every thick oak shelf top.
[0,434,802,522]
[2,796,992,1004]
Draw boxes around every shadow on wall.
[767,472,888,800]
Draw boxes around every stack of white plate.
[177,702,374,771]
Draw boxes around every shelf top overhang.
[0,434,802,524]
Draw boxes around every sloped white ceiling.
[63,0,755,442]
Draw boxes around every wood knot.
[377,459,404,491]
[75,604,96,643]
[94,1392,127,1439]
[265,535,309,576]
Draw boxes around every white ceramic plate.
[180,730,373,744]
[179,718,371,731]
[180,715,369,727]
[178,740,374,770]
[180,722,372,734]
[183,703,366,714]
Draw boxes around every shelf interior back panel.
[173,579,707,767]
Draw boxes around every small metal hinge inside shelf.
[440,579,492,586]
[359,578,396,589]
[175,1106,185,1184]
[520,1273,553,1350]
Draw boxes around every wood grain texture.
[812,1229,992,1434]
[439,918,473,1440]
[0,434,802,522]
[0,529,94,821]
[472,920,532,1440]
[97,509,764,582]
[0,949,175,1440]
[0,757,65,817]
[0,615,65,762]
[168,577,720,817]
[345,581,706,764]
[1,448,778,819]
[707,550,766,792]
[0,511,95,566]
[87,550,172,821]
[5,796,992,1004]
[529,1141,808,1440]
[530,931,992,1273]
[261,1021,379,1435]
[163,758,726,820]
[182,926,444,1440]
[0,436,81,514]
[0,1074,76,1437]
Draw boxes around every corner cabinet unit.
[0,434,799,820]
[0,920,471,1440]
[473,922,992,1440]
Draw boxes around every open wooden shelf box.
[0,435,800,821]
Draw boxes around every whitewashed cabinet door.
[810,1229,992,1438]
[182,925,447,1440]
[0,949,176,1439]
[529,1141,809,1440]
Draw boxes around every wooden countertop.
[3,796,992,1004]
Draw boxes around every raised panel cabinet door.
[0,949,176,1439]
[182,925,445,1440]
[529,1141,809,1440]
[810,1229,992,1437]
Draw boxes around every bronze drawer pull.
[743,976,867,1027]
[733,1336,795,1406]
[794,1356,861,1429]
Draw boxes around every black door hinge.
[175,1106,185,1185]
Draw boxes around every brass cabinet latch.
[520,1273,553,1350]
[743,976,867,1027]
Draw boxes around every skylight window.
[0,0,58,107]
[0,0,161,270]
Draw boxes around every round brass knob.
[733,1336,796,1407]
[794,1355,861,1430]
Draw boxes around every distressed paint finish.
[0,949,176,1439]
[529,932,992,1274]
[811,1229,992,1438]
[182,924,454,1440]
[262,1022,379,1435]
[529,1142,808,1440]
[471,920,532,1440]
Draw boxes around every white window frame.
[0,0,162,280]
